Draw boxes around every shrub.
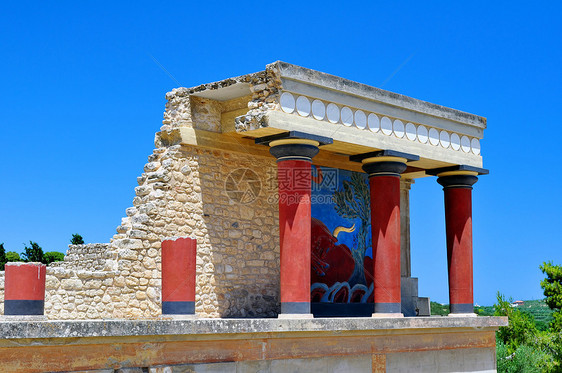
[497,340,553,373]
[43,251,65,264]
[5,251,22,262]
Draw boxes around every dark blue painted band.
[4,300,44,315]
[162,301,195,315]
[450,303,474,314]
[281,302,310,314]
[374,302,401,314]
[426,165,489,176]
[311,302,374,317]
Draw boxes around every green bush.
[497,340,554,373]
[5,251,22,262]
[43,251,65,264]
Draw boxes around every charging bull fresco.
[311,166,373,305]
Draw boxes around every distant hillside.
[432,299,554,329]
[516,299,554,330]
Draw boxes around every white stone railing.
[278,92,482,155]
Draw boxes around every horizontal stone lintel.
[0,316,507,341]
[276,61,486,130]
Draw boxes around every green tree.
[0,243,6,270]
[70,234,84,245]
[541,262,562,331]
[5,251,22,262]
[494,291,538,353]
[430,301,450,316]
[22,241,45,263]
[43,251,65,264]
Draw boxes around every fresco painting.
[310,166,373,304]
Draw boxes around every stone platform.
[0,316,507,372]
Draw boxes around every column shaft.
[438,172,478,315]
[370,174,402,314]
[278,159,312,314]
[444,186,474,314]
[268,138,320,317]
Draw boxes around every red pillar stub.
[161,237,197,315]
[4,262,46,316]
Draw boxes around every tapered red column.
[161,237,197,317]
[4,262,46,316]
[362,156,408,317]
[270,139,320,317]
[437,171,478,315]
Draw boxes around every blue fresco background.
[311,166,372,259]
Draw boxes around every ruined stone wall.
[34,144,280,320]
[31,69,283,319]
[0,65,287,319]
[110,143,280,318]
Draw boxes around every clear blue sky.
[1,1,560,306]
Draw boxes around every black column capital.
[362,161,407,177]
[269,140,320,162]
[255,131,332,162]
[437,173,478,189]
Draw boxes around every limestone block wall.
[109,144,280,318]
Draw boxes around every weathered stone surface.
[0,317,507,339]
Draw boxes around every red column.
[362,157,408,316]
[438,172,478,314]
[161,237,197,315]
[269,139,320,317]
[4,262,46,316]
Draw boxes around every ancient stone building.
[0,62,506,372]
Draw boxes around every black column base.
[162,301,195,315]
[450,303,474,314]
[374,302,402,314]
[4,299,44,315]
[281,302,310,314]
